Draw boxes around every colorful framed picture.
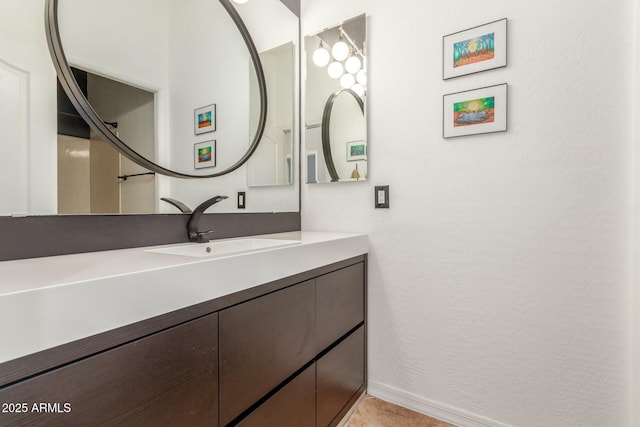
[443,83,507,138]
[346,141,367,161]
[194,104,216,135]
[443,18,507,80]
[194,140,216,169]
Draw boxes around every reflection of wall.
[0,60,29,216]
[248,43,294,187]
[168,0,249,175]
[304,34,338,183]
[0,0,57,215]
[57,135,91,214]
[329,92,365,180]
[306,127,329,183]
[89,136,119,213]
[88,74,155,214]
[304,35,342,125]
[302,1,633,427]
[57,134,120,214]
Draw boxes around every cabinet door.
[317,326,365,427]
[219,280,316,426]
[0,314,218,427]
[316,263,364,352]
[237,364,315,427]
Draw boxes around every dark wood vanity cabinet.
[219,279,316,425]
[317,326,365,427]
[224,261,366,426]
[316,263,365,352]
[0,256,366,427]
[0,314,218,427]
[236,364,316,427]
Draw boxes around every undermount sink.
[145,238,300,258]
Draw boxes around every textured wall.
[301,1,634,426]
[634,3,640,426]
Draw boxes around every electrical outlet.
[237,192,246,209]
[375,186,389,208]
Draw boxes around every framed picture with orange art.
[443,18,507,80]
[443,83,507,138]
[194,103,216,135]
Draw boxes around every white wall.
[301,1,634,426]
[633,1,640,425]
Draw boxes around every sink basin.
[145,238,300,258]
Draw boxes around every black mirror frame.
[45,0,268,179]
[321,88,364,182]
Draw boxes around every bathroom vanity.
[0,232,367,426]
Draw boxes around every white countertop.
[0,231,368,365]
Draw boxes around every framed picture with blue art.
[443,18,507,79]
[346,141,367,161]
[443,83,507,138]
[194,103,216,135]
[194,140,216,169]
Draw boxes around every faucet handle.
[195,230,215,243]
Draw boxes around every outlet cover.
[375,186,389,208]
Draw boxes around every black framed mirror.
[321,88,364,182]
[45,0,267,179]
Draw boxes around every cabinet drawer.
[219,280,316,426]
[237,364,315,427]
[317,326,365,427]
[316,263,364,352]
[0,314,218,427]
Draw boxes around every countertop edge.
[0,231,368,365]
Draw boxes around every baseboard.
[367,381,513,427]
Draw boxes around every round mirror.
[321,89,366,182]
[45,0,267,178]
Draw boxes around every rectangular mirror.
[0,0,299,216]
[247,42,295,187]
[305,14,367,184]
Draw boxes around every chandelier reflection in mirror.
[312,23,366,97]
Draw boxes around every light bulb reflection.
[327,61,344,79]
[352,83,365,97]
[356,69,367,85]
[345,56,362,74]
[312,47,330,67]
[332,40,349,61]
[340,73,356,89]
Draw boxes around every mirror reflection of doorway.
[57,68,156,214]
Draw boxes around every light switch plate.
[375,186,389,208]
[237,192,246,209]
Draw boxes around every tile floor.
[343,396,455,427]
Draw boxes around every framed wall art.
[443,18,507,80]
[194,103,216,135]
[443,83,507,138]
[194,140,216,169]
[346,141,367,161]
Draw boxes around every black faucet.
[160,197,192,213]
[187,195,229,243]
